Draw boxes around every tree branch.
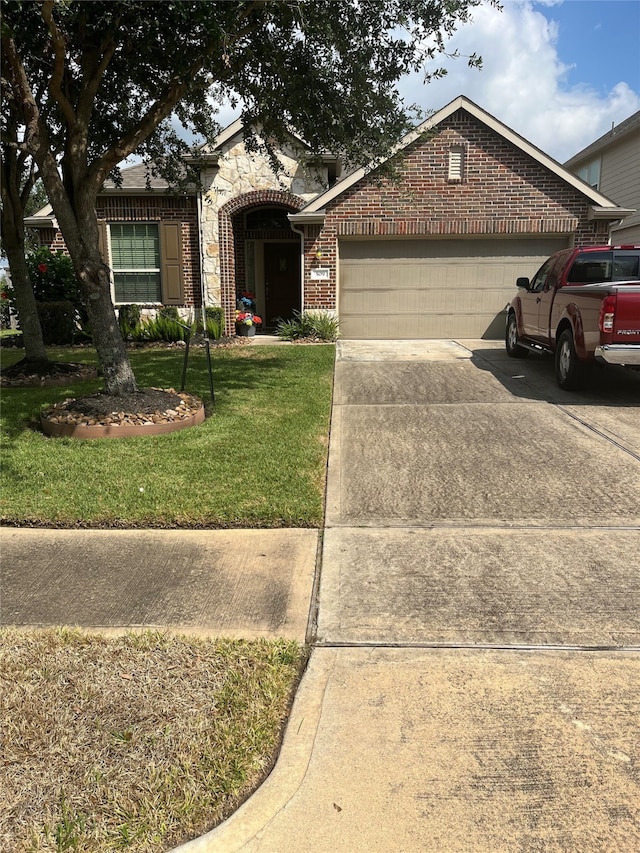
[77,30,119,128]
[41,0,77,127]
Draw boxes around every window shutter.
[97,220,108,261]
[160,222,184,304]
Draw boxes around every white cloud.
[398,0,640,162]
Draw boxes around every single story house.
[28,95,634,339]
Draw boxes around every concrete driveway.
[319,339,640,647]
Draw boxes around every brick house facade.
[292,96,625,339]
[29,96,630,339]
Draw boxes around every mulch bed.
[40,388,203,430]
[0,359,98,388]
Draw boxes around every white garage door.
[339,237,570,339]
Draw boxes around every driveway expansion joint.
[313,641,640,653]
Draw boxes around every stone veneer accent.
[199,135,329,334]
[301,110,610,313]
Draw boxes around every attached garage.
[292,97,623,335]
[339,237,570,339]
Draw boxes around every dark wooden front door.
[264,242,301,326]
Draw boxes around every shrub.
[130,312,188,343]
[276,310,339,342]
[159,306,180,322]
[36,300,76,345]
[0,279,12,330]
[27,247,89,332]
[204,305,224,340]
[118,304,142,339]
[27,248,79,305]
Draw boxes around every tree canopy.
[1,0,485,394]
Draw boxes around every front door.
[264,242,301,327]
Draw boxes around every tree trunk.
[0,151,48,363]
[1,224,48,363]
[76,251,138,395]
[35,154,138,395]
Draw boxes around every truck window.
[529,257,555,292]
[612,254,640,279]
[567,252,612,283]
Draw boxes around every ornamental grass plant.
[276,310,339,342]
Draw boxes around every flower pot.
[236,324,256,337]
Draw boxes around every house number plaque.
[310,268,330,280]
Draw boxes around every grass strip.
[0,628,307,853]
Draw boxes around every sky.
[211,0,640,165]
[396,0,640,163]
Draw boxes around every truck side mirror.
[516,277,530,289]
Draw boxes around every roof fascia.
[24,204,56,228]
[98,187,197,197]
[288,212,326,226]
[208,119,315,155]
[24,214,56,228]
[589,205,635,221]
[209,117,245,150]
[301,95,623,213]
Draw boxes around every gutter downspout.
[196,193,208,320]
[289,220,306,313]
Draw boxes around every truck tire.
[505,313,528,358]
[555,328,585,390]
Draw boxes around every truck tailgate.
[611,283,640,343]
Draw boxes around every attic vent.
[448,146,465,182]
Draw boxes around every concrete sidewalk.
[0,528,318,641]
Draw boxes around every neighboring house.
[27,95,632,339]
[564,110,640,245]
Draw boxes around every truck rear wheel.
[555,329,585,390]
[506,313,528,358]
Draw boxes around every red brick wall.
[38,195,201,306]
[303,109,610,310]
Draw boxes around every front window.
[110,223,161,303]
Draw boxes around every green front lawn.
[0,343,335,527]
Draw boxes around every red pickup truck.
[505,245,640,389]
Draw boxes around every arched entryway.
[219,190,305,332]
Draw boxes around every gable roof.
[200,116,339,166]
[292,95,627,221]
[102,162,171,192]
[564,110,640,168]
[24,203,56,228]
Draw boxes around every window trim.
[108,222,162,305]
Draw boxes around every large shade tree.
[1,0,484,395]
